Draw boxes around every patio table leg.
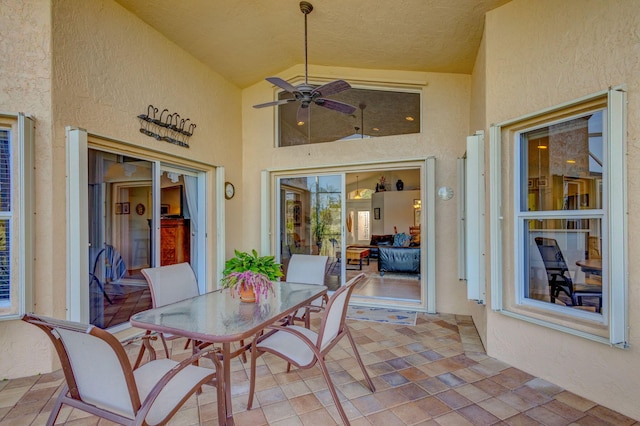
[222,342,234,425]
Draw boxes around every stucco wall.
[483,0,640,419]
[242,65,472,315]
[0,0,243,379]
[0,0,56,379]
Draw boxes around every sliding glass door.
[85,148,207,329]
[273,162,433,309]
[278,174,343,290]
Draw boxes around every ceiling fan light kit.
[253,2,357,124]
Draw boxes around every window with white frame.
[490,88,627,346]
[0,129,11,305]
[0,114,34,319]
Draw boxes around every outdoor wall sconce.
[137,105,196,148]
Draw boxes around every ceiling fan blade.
[253,98,295,109]
[297,105,310,124]
[312,80,352,97]
[265,77,299,94]
[314,98,357,115]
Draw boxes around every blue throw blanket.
[393,233,411,247]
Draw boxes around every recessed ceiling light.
[372,127,379,131]
[405,116,414,121]
[566,159,576,163]
[297,121,305,126]
[537,145,548,149]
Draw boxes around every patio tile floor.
[0,313,636,425]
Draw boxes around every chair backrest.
[92,244,127,281]
[534,237,571,280]
[142,262,200,308]
[22,314,140,419]
[286,254,329,285]
[317,272,366,349]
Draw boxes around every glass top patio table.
[130,281,327,425]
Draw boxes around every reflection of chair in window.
[22,313,223,426]
[89,244,127,304]
[287,232,305,256]
[534,237,602,312]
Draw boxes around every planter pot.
[239,286,256,303]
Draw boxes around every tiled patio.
[0,313,635,425]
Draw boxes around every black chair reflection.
[534,237,602,312]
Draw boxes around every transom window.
[278,86,420,146]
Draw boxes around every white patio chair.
[285,254,329,327]
[135,263,203,365]
[247,272,374,425]
[22,313,223,426]
[137,262,247,366]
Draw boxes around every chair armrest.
[137,347,222,418]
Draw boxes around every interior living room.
[342,171,422,301]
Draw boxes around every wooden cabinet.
[160,218,190,266]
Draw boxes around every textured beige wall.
[51,0,243,261]
[0,0,243,379]
[242,65,472,315]
[483,0,640,419]
[0,0,56,379]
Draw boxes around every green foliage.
[222,249,283,282]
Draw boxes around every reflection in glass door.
[278,175,343,291]
[88,150,153,328]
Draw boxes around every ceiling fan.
[253,1,357,124]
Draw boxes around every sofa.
[347,234,394,259]
[378,246,420,277]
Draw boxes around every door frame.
[66,128,217,326]
[265,158,436,312]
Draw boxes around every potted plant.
[220,249,283,302]
[312,205,334,255]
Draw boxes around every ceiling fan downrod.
[300,2,313,85]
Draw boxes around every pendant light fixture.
[354,175,362,199]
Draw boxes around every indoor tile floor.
[0,313,636,425]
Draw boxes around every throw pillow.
[393,233,410,247]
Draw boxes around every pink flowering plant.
[220,249,283,302]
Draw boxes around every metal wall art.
[137,105,196,148]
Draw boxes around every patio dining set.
[22,255,375,426]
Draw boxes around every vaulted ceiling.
[115,0,511,89]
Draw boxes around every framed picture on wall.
[374,208,381,220]
[122,202,130,215]
[115,203,122,215]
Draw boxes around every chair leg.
[247,339,260,410]
[316,356,350,425]
[134,341,147,369]
[133,330,156,369]
[345,327,375,393]
[46,385,67,426]
[159,334,171,359]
